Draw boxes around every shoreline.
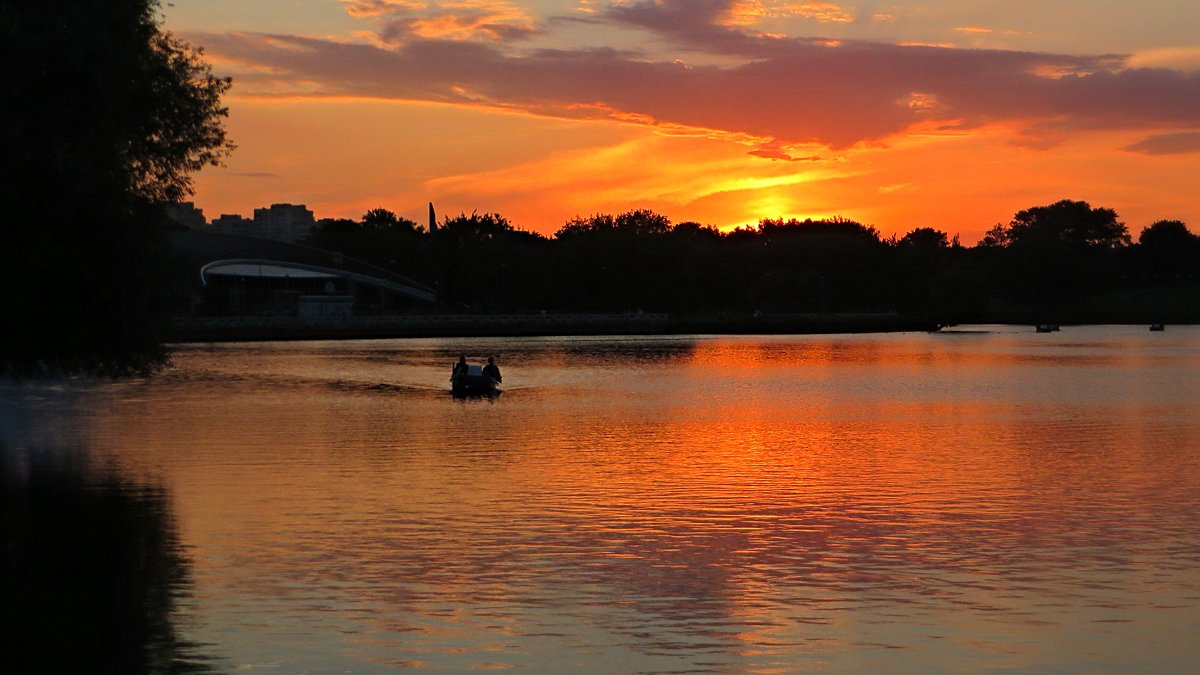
[168,312,941,342]
[169,311,1194,343]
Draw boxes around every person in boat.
[452,355,469,377]
[482,356,502,383]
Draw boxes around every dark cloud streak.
[193,6,1200,151]
[1123,131,1200,155]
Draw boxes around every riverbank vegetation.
[2,0,233,377]
[305,200,1199,323]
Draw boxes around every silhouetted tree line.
[306,200,1200,322]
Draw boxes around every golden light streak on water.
[4,326,1200,671]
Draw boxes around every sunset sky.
[166,0,1200,241]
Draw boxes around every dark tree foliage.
[361,208,419,233]
[305,201,1194,322]
[975,200,1133,307]
[1139,219,1196,247]
[553,210,696,310]
[1005,199,1130,249]
[746,217,887,311]
[1136,219,1199,279]
[1,0,232,377]
[671,221,722,239]
[556,213,617,238]
[307,214,431,286]
[433,212,555,310]
[889,227,954,316]
[555,209,672,238]
[614,209,672,236]
[897,227,951,249]
[441,211,514,240]
[977,223,1008,248]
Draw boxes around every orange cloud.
[723,0,855,25]
[1128,46,1200,71]
[404,12,533,41]
[342,0,429,18]
[575,0,600,15]
[344,0,539,42]
[198,26,1200,154]
[906,92,937,112]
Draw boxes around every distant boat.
[451,365,501,397]
[1150,323,1165,332]
[1035,324,1060,333]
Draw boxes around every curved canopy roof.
[204,261,339,280]
[201,258,437,304]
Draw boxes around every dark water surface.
[4,326,1200,672]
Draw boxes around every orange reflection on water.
[49,329,1200,671]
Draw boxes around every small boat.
[451,365,501,397]
[1150,323,1165,332]
[1035,324,1060,333]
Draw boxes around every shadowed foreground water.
[3,326,1200,672]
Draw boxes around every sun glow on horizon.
[190,95,1200,243]
[179,0,1200,245]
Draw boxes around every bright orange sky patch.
[173,0,1200,242]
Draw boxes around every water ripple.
[4,328,1200,672]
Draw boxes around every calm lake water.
[4,326,1200,672]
